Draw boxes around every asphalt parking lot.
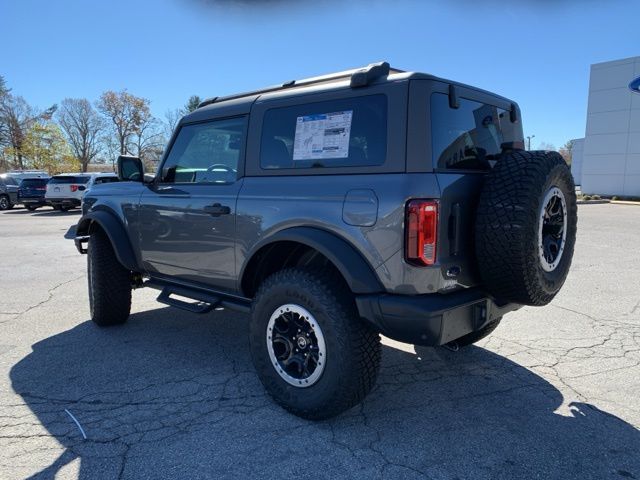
[0,204,639,480]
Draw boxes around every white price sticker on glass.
[293,110,353,161]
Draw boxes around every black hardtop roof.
[183,61,517,122]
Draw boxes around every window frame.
[244,81,408,177]
[155,115,249,186]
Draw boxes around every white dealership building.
[578,56,640,196]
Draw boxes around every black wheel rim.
[266,304,326,388]
[538,187,567,272]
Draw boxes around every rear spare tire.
[475,150,577,306]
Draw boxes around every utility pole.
[526,135,535,151]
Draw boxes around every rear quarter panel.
[235,173,443,294]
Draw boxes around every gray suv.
[0,174,19,210]
[74,62,577,419]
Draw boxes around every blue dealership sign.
[630,76,640,94]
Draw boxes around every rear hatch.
[19,178,49,199]
[46,175,90,199]
[429,91,524,290]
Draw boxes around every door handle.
[203,203,231,216]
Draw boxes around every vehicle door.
[138,116,247,292]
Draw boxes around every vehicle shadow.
[2,208,80,217]
[10,308,640,479]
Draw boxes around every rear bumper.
[20,197,46,206]
[356,288,521,346]
[47,198,81,207]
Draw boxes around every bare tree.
[57,98,104,172]
[0,75,11,170]
[97,90,151,156]
[163,108,182,138]
[130,115,165,170]
[0,95,37,169]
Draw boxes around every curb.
[610,200,640,206]
[576,200,610,205]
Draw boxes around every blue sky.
[2,0,639,149]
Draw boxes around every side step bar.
[147,280,251,315]
[157,286,220,314]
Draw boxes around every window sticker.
[293,110,353,160]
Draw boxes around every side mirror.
[117,155,144,182]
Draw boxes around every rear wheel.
[88,228,132,326]
[249,268,381,420]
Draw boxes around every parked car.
[46,173,118,211]
[0,174,20,210]
[18,177,51,211]
[74,62,577,419]
[87,173,119,188]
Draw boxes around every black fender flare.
[240,227,384,294]
[76,211,138,271]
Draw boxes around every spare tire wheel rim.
[538,186,568,272]
[266,304,326,388]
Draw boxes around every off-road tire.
[88,228,132,326]
[475,151,577,306]
[454,317,502,348]
[249,268,381,420]
[0,195,12,210]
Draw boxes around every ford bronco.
[74,62,577,419]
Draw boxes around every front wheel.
[249,268,381,420]
[88,228,132,326]
[0,195,11,210]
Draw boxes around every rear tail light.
[70,184,78,192]
[405,200,438,266]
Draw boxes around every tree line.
[0,74,201,174]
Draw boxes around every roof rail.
[197,61,400,109]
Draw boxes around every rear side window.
[1,176,19,186]
[260,94,387,169]
[49,176,90,184]
[93,176,119,185]
[430,93,519,171]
